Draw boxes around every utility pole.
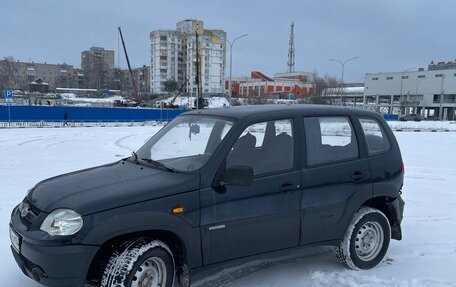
[195,31,203,109]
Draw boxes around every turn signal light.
[172,207,184,214]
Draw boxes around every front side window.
[304,117,359,166]
[359,118,391,155]
[226,119,293,175]
[137,115,233,172]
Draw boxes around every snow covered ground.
[0,127,455,286]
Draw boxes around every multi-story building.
[226,71,315,98]
[0,58,83,90]
[150,20,226,96]
[133,65,151,94]
[108,66,151,96]
[364,62,456,119]
[81,47,115,89]
[150,30,181,93]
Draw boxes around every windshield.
[136,115,234,172]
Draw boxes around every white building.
[150,30,182,93]
[150,20,226,96]
[365,66,456,119]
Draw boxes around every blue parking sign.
[4,90,13,101]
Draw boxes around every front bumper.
[10,225,99,287]
[11,225,98,287]
[10,202,99,287]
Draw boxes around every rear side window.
[359,118,391,155]
[304,117,359,165]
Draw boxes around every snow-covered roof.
[59,93,125,103]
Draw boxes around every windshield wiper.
[140,158,177,173]
[130,151,139,163]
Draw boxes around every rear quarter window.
[359,118,391,155]
[304,116,359,166]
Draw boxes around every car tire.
[101,238,175,287]
[336,207,391,270]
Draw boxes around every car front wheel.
[101,238,175,287]
[336,207,391,270]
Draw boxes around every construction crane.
[117,27,140,102]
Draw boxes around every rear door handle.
[351,171,364,180]
[279,182,300,193]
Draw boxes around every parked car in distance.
[399,113,424,121]
[10,105,405,287]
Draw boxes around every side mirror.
[220,165,254,186]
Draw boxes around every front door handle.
[351,171,364,180]
[279,182,300,193]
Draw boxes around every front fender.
[81,191,202,268]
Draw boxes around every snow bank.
[388,120,456,131]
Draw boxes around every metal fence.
[0,121,166,129]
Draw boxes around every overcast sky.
[2,0,455,82]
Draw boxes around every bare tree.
[0,56,20,90]
[306,72,343,105]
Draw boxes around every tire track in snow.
[114,131,153,151]
[309,271,453,287]
[44,139,78,150]
[17,137,44,146]
[17,136,59,146]
[406,215,455,222]
[114,134,136,151]
[193,247,334,287]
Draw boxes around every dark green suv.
[10,105,404,287]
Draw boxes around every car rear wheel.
[101,238,175,287]
[336,207,391,270]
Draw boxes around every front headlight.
[40,209,83,236]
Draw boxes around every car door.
[200,118,302,265]
[300,115,373,245]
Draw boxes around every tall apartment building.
[81,47,115,89]
[150,20,226,96]
[0,58,83,90]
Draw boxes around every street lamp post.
[415,77,426,116]
[227,34,248,104]
[329,57,358,84]
[399,67,415,115]
[329,57,358,106]
[440,74,446,121]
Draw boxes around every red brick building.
[225,71,315,98]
